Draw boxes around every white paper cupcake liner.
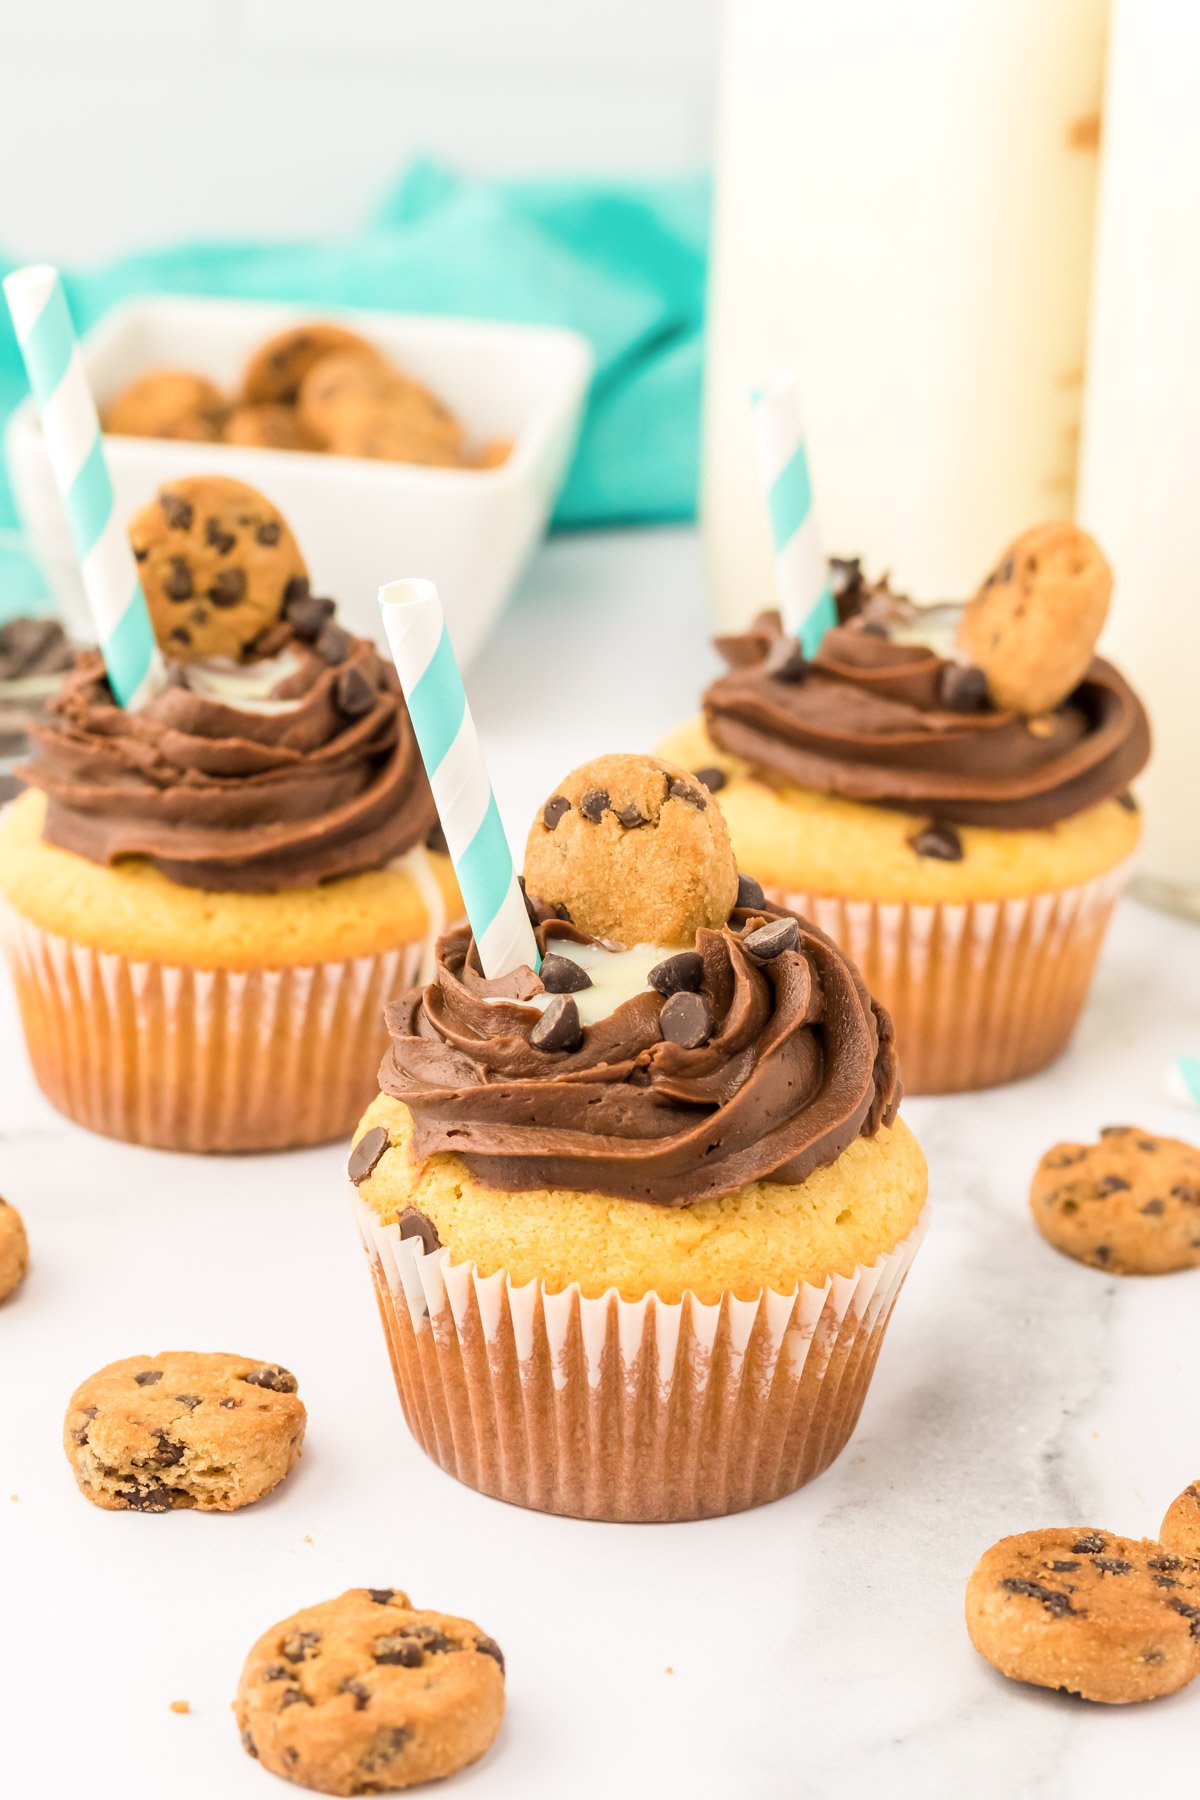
[2,906,425,1151]
[769,861,1132,1094]
[353,1191,928,1523]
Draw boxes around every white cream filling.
[181,647,307,714]
[505,937,676,1027]
[886,600,963,658]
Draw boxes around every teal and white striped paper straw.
[3,265,164,709]
[1167,1057,1200,1110]
[379,580,540,981]
[750,374,837,657]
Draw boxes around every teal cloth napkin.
[0,161,709,615]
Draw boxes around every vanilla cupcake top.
[377,754,901,1206]
[704,523,1151,833]
[22,477,436,892]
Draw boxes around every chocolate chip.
[341,1679,370,1710]
[207,568,246,608]
[579,787,609,823]
[543,795,571,830]
[262,1665,289,1683]
[1093,1557,1134,1575]
[743,917,800,961]
[1117,791,1138,813]
[368,1589,396,1605]
[1000,1578,1081,1618]
[334,665,376,719]
[909,823,964,861]
[152,1432,185,1468]
[361,1728,411,1772]
[398,1207,441,1255]
[204,517,236,556]
[659,990,714,1049]
[280,1688,313,1709]
[859,620,889,639]
[539,952,592,995]
[168,628,192,649]
[1169,1599,1200,1639]
[348,1125,389,1185]
[241,1729,258,1759]
[1072,1533,1107,1554]
[693,766,727,793]
[475,1635,505,1673]
[315,622,351,664]
[667,776,707,810]
[648,951,704,997]
[133,545,147,561]
[1047,1561,1081,1573]
[163,557,194,602]
[243,1365,297,1394]
[615,804,648,828]
[286,593,336,641]
[374,1635,424,1668]
[530,994,583,1053]
[121,1482,175,1513]
[1095,1174,1131,1195]
[158,492,193,530]
[939,663,989,712]
[134,1370,163,1387]
[735,873,766,912]
[255,521,281,547]
[283,1630,322,1663]
[766,636,807,681]
[219,1397,241,1409]
[1139,1199,1166,1216]
[283,575,311,606]
[829,556,862,599]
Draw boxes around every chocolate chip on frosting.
[765,636,807,682]
[348,1126,390,1185]
[939,663,990,713]
[908,823,964,862]
[334,665,377,719]
[285,592,335,641]
[539,952,593,994]
[659,990,714,1049]
[735,873,766,912]
[543,795,571,831]
[314,621,351,665]
[530,994,583,1053]
[648,951,704,996]
[743,917,800,961]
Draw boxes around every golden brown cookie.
[103,369,226,441]
[223,403,317,452]
[298,353,464,466]
[966,1528,1200,1703]
[242,323,384,407]
[128,476,308,660]
[235,1587,505,1793]
[958,521,1113,714]
[1161,1485,1200,1562]
[64,1352,306,1512]
[1030,1126,1200,1275]
[524,754,739,947]
[0,1196,29,1302]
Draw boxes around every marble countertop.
[2,526,1198,1800]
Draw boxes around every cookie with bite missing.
[103,369,226,441]
[1161,1484,1200,1562]
[235,1587,504,1793]
[128,476,308,661]
[966,1528,1200,1703]
[0,1196,29,1302]
[958,521,1112,715]
[1030,1125,1200,1274]
[242,322,384,407]
[64,1351,306,1512]
[524,754,739,947]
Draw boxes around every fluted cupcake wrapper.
[353,1191,928,1524]
[769,862,1133,1095]
[2,905,425,1152]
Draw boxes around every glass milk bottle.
[1078,0,1200,915]
[703,0,1107,622]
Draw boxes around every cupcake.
[660,523,1151,1094]
[0,475,459,1152]
[350,754,927,1523]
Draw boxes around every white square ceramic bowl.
[4,295,593,665]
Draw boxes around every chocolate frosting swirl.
[23,633,437,891]
[379,904,901,1207]
[704,601,1150,831]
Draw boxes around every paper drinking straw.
[3,265,165,708]
[379,579,540,980]
[1167,1057,1200,1110]
[750,374,837,657]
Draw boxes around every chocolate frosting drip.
[379,904,901,1207]
[704,608,1150,830]
[24,635,436,891]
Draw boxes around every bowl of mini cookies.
[4,295,592,666]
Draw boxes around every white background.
[0,0,720,262]
[2,527,1199,1799]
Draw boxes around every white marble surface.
[2,526,1199,1800]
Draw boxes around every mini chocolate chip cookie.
[242,323,385,407]
[128,476,308,661]
[958,521,1112,715]
[967,1528,1200,1703]
[64,1352,306,1513]
[235,1588,504,1793]
[1030,1126,1200,1274]
[0,1196,29,1302]
[1161,1484,1200,1562]
[223,403,317,452]
[103,369,226,441]
[523,753,739,947]
[298,354,464,466]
